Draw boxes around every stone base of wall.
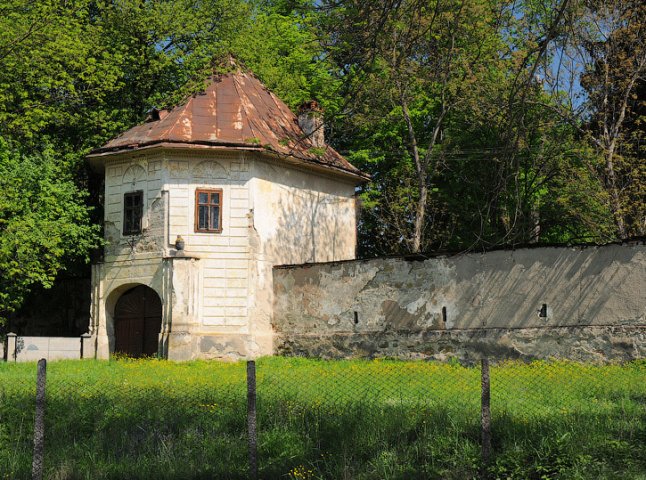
[275,325,646,363]
[167,332,273,361]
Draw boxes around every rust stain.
[93,71,369,180]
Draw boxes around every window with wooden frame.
[123,191,143,235]
[195,189,223,233]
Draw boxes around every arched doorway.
[114,285,162,357]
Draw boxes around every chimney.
[145,107,169,122]
[298,101,325,148]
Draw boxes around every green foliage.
[323,0,632,254]
[0,139,100,322]
[575,0,646,238]
[230,0,341,113]
[0,0,252,151]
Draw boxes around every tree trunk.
[604,146,627,239]
[413,180,428,253]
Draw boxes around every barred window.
[195,189,222,233]
[123,191,143,235]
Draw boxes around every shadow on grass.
[1,384,644,479]
[1,388,249,480]
[255,396,646,480]
[257,398,481,480]
[487,408,646,480]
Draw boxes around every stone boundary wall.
[3,334,92,362]
[272,243,646,362]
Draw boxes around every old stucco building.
[85,70,368,360]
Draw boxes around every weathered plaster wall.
[273,243,646,362]
[163,151,252,332]
[248,157,358,358]
[7,336,82,362]
[90,256,168,358]
[250,157,357,266]
[102,150,253,330]
[98,150,168,358]
[103,151,166,258]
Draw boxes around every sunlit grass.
[0,358,644,479]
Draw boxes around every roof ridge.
[231,73,266,145]
[159,95,195,141]
[245,73,284,144]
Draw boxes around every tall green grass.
[0,358,644,479]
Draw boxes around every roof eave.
[258,150,371,185]
[86,141,264,172]
[86,141,371,184]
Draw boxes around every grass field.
[0,357,644,479]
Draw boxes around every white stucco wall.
[246,157,358,356]
[104,153,164,244]
[162,151,252,331]
[250,158,358,266]
[12,337,82,362]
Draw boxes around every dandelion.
[288,465,315,479]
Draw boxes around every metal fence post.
[247,360,258,480]
[481,358,491,476]
[32,358,47,480]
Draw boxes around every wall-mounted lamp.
[175,235,185,251]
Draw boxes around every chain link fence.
[1,356,644,479]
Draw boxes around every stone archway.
[113,285,162,357]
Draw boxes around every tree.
[578,0,645,238]
[543,0,645,238]
[0,0,252,152]
[323,0,625,254]
[230,0,342,112]
[0,139,100,323]
[323,0,512,253]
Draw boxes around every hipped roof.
[89,71,369,182]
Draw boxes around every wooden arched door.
[114,285,162,357]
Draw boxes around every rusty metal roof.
[90,72,369,181]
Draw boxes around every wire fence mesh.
[255,358,483,479]
[0,357,644,479]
